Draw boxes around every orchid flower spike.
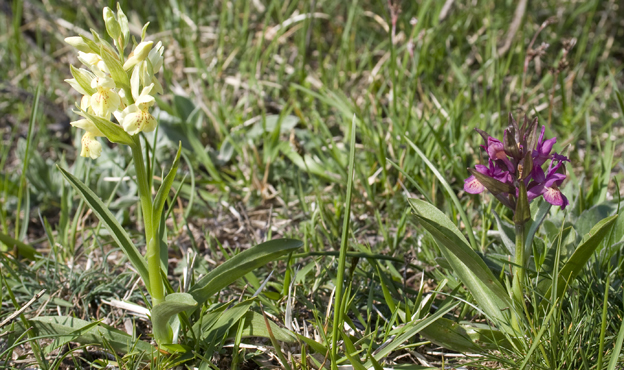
[464,116,569,211]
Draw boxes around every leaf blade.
[57,166,151,293]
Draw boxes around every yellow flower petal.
[122,110,157,135]
[80,132,102,159]
[90,89,120,117]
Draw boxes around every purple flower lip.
[465,116,568,210]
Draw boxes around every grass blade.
[330,115,357,369]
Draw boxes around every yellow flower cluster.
[65,5,164,159]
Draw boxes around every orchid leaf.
[57,166,151,294]
[12,316,153,354]
[409,199,515,334]
[545,214,617,304]
[151,293,197,344]
[188,239,302,307]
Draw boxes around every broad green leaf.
[420,319,511,353]
[44,319,103,354]
[281,144,341,182]
[193,300,254,342]
[152,143,182,228]
[57,166,150,294]
[546,214,617,303]
[419,318,481,353]
[409,199,514,332]
[188,238,302,306]
[231,311,296,343]
[151,293,197,343]
[13,316,153,354]
[81,110,134,145]
[0,231,37,260]
[100,46,130,90]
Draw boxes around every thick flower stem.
[512,223,525,305]
[130,137,164,307]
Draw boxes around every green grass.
[1,0,624,368]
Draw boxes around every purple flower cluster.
[464,115,569,210]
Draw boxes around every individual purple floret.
[527,160,569,209]
[464,114,568,211]
[532,126,557,166]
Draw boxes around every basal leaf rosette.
[64,6,164,159]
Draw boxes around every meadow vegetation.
[1,0,623,368]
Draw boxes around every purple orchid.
[527,161,569,209]
[465,114,568,213]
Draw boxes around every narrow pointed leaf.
[57,166,150,293]
[13,316,153,354]
[153,143,182,228]
[362,301,459,368]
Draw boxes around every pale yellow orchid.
[80,132,103,159]
[90,76,120,117]
[120,84,157,135]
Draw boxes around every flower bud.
[65,37,92,53]
[117,4,130,46]
[122,41,154,70]
[103,7,121,40]
[78,52,101,67]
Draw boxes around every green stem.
[512,222,525,305]
[130,137,163,306]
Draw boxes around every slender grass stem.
[330,116,356,369]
